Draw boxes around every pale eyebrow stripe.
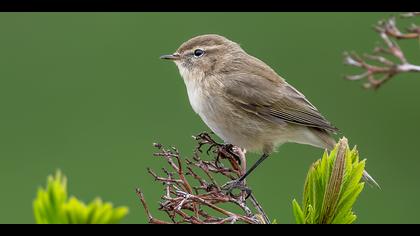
[203,45,223,53]
[184,45,222,56]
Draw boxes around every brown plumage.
[161,34,378,188]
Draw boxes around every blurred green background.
[0,13,419,224]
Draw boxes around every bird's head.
[161,34,244,79]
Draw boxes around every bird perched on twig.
[161,34,379,193]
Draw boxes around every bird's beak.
[160,53,180,61]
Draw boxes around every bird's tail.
[362,170,381,189]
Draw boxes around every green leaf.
[291,137,368,224]
[33,170,129,224]
[292,199,305,224]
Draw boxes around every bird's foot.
[221,144,243,165]
[221,179,252,199]
[208,143,243,168]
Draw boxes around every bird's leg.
[237,153,269,182]
[230,147,248,201]
[232,147,247,175]
[222,153,270,198]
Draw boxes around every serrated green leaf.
[291,137,368,224]
[292,199,305,224]
[33,170,128,224]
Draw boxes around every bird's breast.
[182,75,229,138]
[184,78,206,115]
[180,71,275,152]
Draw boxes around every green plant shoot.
[292,137,366,224]
[33,170,129,224]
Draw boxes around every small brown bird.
[161,34,378,191]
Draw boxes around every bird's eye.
[193,49,205,58]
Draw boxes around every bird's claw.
[221,144,242,165]
[221,179,252,199]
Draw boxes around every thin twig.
[136,188,171,224]
[344,13,420,90]
[249,194,271,224]
[137,132,268,224]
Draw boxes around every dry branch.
[344,13,420,89]
[137,132,270,224]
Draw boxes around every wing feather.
[224,74,338,133]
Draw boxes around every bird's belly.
[193,97,281,152]
[185,81,292,153]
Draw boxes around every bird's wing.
[224,74,338,133]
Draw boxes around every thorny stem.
[137,132,270,224]
[344,13,420,90]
